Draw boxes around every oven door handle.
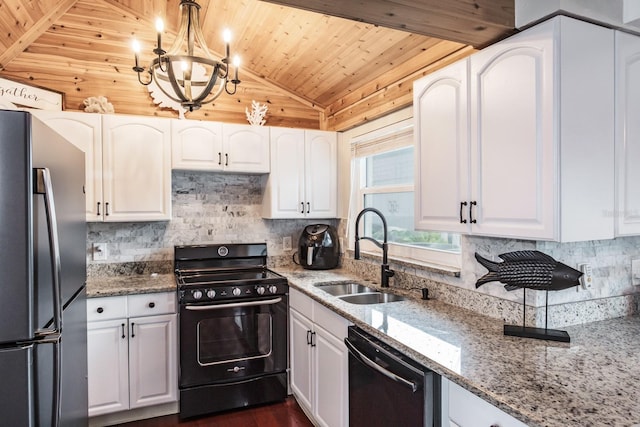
[184,297,283,311]
[344,337,418,393]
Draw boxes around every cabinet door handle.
[105,202,110,216]
[131,322,135,338]
[306,330,312,345]
[459,201,468,224]
[311,331,316,347]
[300,202,305,214]
[218,152,222,165]
[225,153,229,166]
[121,323,126,339]
[96,202,101,216]
[306,202,310,214]
[469,201,477,224]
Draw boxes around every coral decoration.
[83,96,114,113]
[245,100,268,125]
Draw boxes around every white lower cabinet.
[289,288,349,427]
[86,293,177,417]
[443,378,526,427]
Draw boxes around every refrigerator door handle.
[33,168,63,337]
[35,334,62,427]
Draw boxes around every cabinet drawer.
[449,381,526,427]
[127,292,176,317]
[87,296,127,322]
[289,288,313,314]
[314,301,349,339]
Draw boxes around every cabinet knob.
[148,302,156,308]
[96,307,104,313]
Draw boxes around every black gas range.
[174,243,289,419]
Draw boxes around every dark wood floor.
[112,398,313,427]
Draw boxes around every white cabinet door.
[87,318,129,417]
[29,110,102,221]
[222,123,270,173]
[102,115,171,221]
[171,120,224,171]
[305,130,337,218]
[469,24,555,240]
[414,60,470,234]
[128,314,177,409]
[290,308,314,413]
[313,324,348,427]
[263,128,337,218]
[264,127,306,218]
[615,31,640,236]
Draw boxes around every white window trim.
[345,111,461,269]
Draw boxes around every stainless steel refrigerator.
[0,110,88,426]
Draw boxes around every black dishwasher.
[344,326,441,427]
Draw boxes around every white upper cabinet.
[414,59,470,234]
[171,120,224,171]
[171,119,269,173]
[414,16,614,242]
[102,114,172,221]
[222,123,270,173]
[29,110,102,222]
[33,111,172,222]
[171,121,270,173]
[263,128,337,219]
[615,31,640,236]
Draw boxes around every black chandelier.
[132,0,240,112]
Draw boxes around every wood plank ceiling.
[0,0,514,130]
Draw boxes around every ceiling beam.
[0,0,78,70]
[258,0,516,48]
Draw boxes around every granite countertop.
[86,273,176,297]
[275,267,640,427]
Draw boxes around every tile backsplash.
[87,171,337,265]
[88,170,639,327]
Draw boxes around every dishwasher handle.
[344,337,419,393]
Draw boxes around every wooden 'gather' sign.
[0,77,63,111]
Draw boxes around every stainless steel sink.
[339,292,406,305]
[314,281,376,296]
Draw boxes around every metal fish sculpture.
[475,250,583,292]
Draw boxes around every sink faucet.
[354,207,395,287]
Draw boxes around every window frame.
[348,114,461,269]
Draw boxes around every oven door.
[179,295,288,388]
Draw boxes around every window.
[350,117,460,267]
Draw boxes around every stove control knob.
[268,285,278,294]
[206,290,216,299]
[256,286,266,295]
[192,290,203,300]
[232,287,242,297]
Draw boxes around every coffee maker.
[297,224,340,270]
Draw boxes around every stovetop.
[174,243,288,304]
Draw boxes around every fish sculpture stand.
[475,250,583,343]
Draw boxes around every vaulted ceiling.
[0,0,514,130]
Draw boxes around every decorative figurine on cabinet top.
[475,250,583,343]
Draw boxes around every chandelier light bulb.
[155,18,164,33]
[223,28,232,43]
[132,39,141,53]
